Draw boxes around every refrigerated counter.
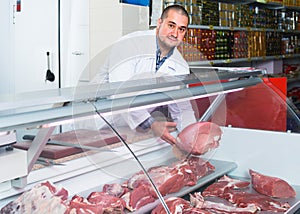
[0,68,299,213]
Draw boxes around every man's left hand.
[151,121,177,144]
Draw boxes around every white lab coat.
[91,29,196,131]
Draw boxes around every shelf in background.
[188,54,300,66]
[188,25,300,33]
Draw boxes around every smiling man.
[92,5,196,145]
[155,4,189,69]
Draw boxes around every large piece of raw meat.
[202,175,291,212]
[176,122,222,155]
[0,181,69,214]
[249,169,296,198]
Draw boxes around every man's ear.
[157,18,162,27]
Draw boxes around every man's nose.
[170,27,179,38]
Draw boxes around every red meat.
[249,169,296,198]
[127,166,170,189]
[127,165,186,197]
[183,207,214,214]
[190,192,257,213]
[122,185,157,211]
[41,181,69,201]
[127,157,215,197]
[68,195,104,214]
[69,192,126,214]
[151,197,191,214]
[176,122,222,155]
[175,157,215,187]
[202,175,250,197]
[184,157,215,183]
[202,175,291,212]
[224,189,290,212]
[124,157,215,211]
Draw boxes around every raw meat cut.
[122,185,157,211]
[125,164,185,211]
[42,181,69,201]
[202,175,250,197]
[0,181,69,214]
[249,169,296,198]
[190,192,257,213]
[69,192,126,214]
[176,122,222,155]
[151,193,257,214]
[183,208,213,214]
[151,197,191,214]
[131,165,185,196]
[178,157,215,187]
[68,195,104,213]
[87,192,126,212]
[202,175,291,212]
[124,157,214,211]
[150,197,214,214]
[102,183,128,198]
[127,157,215,196]
[224,189,290,212]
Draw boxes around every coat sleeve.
[121,109,153,130]
[168,101,197,132]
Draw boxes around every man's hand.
[151,121,177,144]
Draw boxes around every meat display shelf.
[0,144,237,212]
[226,177,300,214]
[66,157,237,213]
[290,201,300,214]
[128,159,237,214]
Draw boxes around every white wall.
[0,1,14,94]
[88,0,149,82]
[0,0,149,94]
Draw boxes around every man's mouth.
[168,36,178,42]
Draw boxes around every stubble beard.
[158,34,181,54]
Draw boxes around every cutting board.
[13,129,125,159]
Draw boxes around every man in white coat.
[92,5,196,144]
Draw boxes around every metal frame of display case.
[0,69,264,176]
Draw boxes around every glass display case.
[0,67,299,213]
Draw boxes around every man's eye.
[168,24,175,29]
[178,28,186,33]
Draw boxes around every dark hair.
[161,4,189,25]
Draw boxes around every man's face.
[156,10,188,50]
